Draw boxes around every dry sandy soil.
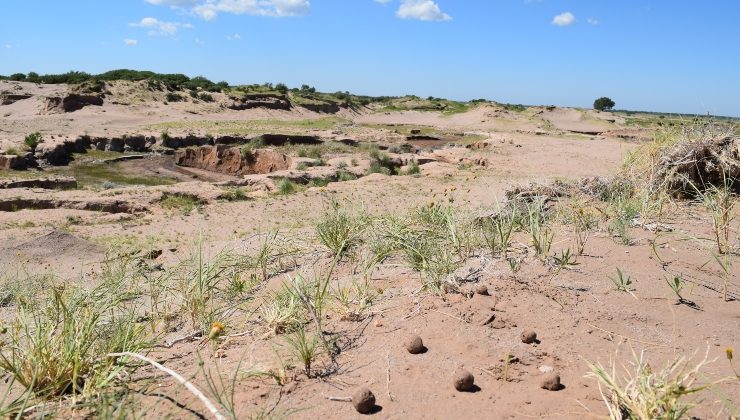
[0,80,737,419]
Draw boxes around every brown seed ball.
[405,334,425,354]
[540,372,562,391]
[352,387,376,414]
[475,284,489,296]
[521,330,538,344]
[453,370,475,392]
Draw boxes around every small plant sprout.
[552,248,578,272]
[284,325,321,377]
[609,268,635,296]
[507,256,522,276]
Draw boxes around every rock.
[227,93,291,111]
[521,330,538,344]
[538,365,554,373]
[0,177,77,190]
[540,373,562,391]
[453,370,475,392]
[0,154,27,170]
[174,145,291,176]
[475,284,489,296]
[352,387,376,414]
[404,334,425,354]
[0,93,32,105]
[42,93,103,113]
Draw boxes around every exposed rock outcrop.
[92,135,156,152]
[37,137,92,165]
[42,94,104,113]
[227,93,291,111]
[0,154,27,170]
[174,145,291,175]
[0,198,146,213]
[0,93,32,105]
[0,177,77,190]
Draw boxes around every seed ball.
[453,370,475,392]
[352,387,376,414]
[474,284,489,296]
[540,372,562,391]
[405,334,425,354]
[521,330,537,344]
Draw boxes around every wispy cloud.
[396,0,451,21]
[552,11,575,27]
[374,0,394,4]
[130,17,192,36]
[148,0,312,20]
[123,39,138,46]
[226,33,241,41]
[4,44,12,49]
[587,17,599,25]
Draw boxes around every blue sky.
[1,1,738,116]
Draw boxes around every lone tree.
[593,97,615,111]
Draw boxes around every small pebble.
[453,370,475,392]
[540,373,562,391]
[521,330,538,344]
[352,387,376,414]
[404,334,425,354]
[474,284,489,296]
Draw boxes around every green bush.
[165,93,184,102]
[24,132,42,153]
[276,179,297,195]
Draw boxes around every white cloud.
[375,0,393,4]
[4,44,12,49]
[226,33,241,40]
[396,0,451,21]
[192,0,310,20]
[552,11,575,26]
[195,37,205,45]
[587,17,599,25]
[123,39,138,46]
[130,17,192,36]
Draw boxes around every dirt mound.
[650,132,739,196]
[174,145,291,175]
[4,229,101,260]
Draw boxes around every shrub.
[23,132,42,153]
[199,93,214,102]
[276,179,297,195]
[405,159,420,175]
[165,93,184,102]
[159,193,201,215]
[594,97,616,111]
[339,172,357,182]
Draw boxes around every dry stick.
[429,309,469,324]
[152,331,203,349]
[386,350,395,402]
[586,323,668,348]
[478,367,496,378]
[324,395,352,402]
[108,352,226,420]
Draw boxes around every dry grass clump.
[586,350,724,420]
[0,259,149,414]
[624,120,738,197]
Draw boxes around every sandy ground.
[0,81,737,419]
